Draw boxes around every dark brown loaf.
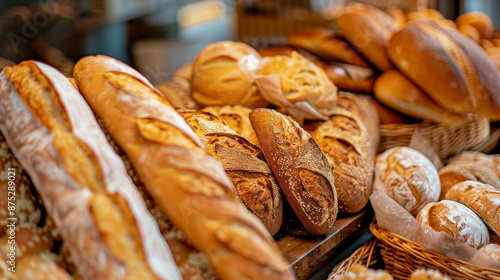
[445,181,500,236]
[249,108,338,235]
[74,55,294,280]
[0,61,181,280]
[178,110,283,236]
[304,92,379,213]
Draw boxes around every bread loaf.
[156,77,200,110]
[445,181,500,236]
[0,60,181,279]
[191,41,268,108]
[417,200,490,248]
[304,92,379,213]
[178,110,283,236]
[455,11,494,39]
[286,28,371,68]
[448,152,500,178]
[409,268,450,280]
[374,147,440,216]
[374,69,470,124]
[439,161,500,199]
[336,3,397,71]
[387,20,500,120]
[250,108,338,235]
[201,105,260,148]
[479,243,500,262]
[74,55,294,280]
[330,265,393,280]
[321,62,375,94]
[371,99,409,125]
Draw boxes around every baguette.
[0,61,181,280]
[179,110,283,235]
[74,55,294,280]
[445,181,500,236]
[304,92,379,213]
[250,108,338,235]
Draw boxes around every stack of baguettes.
[0,58,296,280]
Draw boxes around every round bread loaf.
[191,41,268,108]
[479,243,500,262]
[416,200,490,248]
[374,147,440,216]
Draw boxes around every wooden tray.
[275,208,373,279]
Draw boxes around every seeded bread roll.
[417,200,490,248]
[304,92,379,213]
[445,181,500,236]
[250,108,338,235]
[179,110,283,236]
[438,161,500,199]
[448,152,500,178]
[374,147,441,216]
[201,105,260,148]
[74,55,294,280]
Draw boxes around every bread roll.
[479,243,500,262]
[156,77,200,110]
[173,63,192,81]
[445,181,500,236]
[407,9,445,22]
[456,11,494,39]
[257,52,338,121]
[330,265,393,280]
[417,200,490,248]
[374,147,440,216]
[371,99,408,125]
[374,69,470,124]
[439,161,500,199]
[336,3,397,71]
[191,41,268,108]
[201,105,260,148]
[0,61,181,279]
[458,24,481,43]
[322,62,375,94]
[74,55,294,280]
[250,108,338,235]
[304,92,378,213]
[448,152,500,178]
[179,110,283,236]
[409,268,450,280]
[17,254,73,280]
[384,5,406,30]
[387,20,500,120]
[286,28,371,68]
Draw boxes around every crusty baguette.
[448,152,500,178]
[445,181,500,236]
[179,110,283,235]
[304,92,379,213]
[73,55,294,280]
[250,108,338,235]
[0,61,181,280]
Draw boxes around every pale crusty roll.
[416,200,490,249]
[250,108,338,236]
[387,20,500,120]
[438,161,500,199]
[178,110,283,236]
[191,41,268,108]
[374,69,470,124]
[201,105,260,148]
[74,55,294,280]
[455,11,494,39]
[335,3,397,71]
[445,181,500,236]
[0,61,181,280]
[448,152,500,178]
[304,92,379,213]
[374,147,440,216]
[286,28,371,68]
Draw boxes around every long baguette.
[74,55,294,280]
[0,61,181,280]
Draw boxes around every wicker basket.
[379,116,491,160]
[328,239,381,279]
[370,221,500,280]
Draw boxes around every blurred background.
[1,0,499,84]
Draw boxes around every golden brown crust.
[17,254,73,280]
[445,181,500,236]
[448,152,500,178]
[336,3,396,71]
[250,108,338,235]
[304,92,378,213]
[0,60,181,280]
[74,55,294,280]
[156,77,200,110]
[321,62,375,94]
[456,11,494,39]
[286,28,371,68]
[179,110,283,236]
[387,20,500,120]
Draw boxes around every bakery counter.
[276,207,374,279]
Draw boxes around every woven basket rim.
[370,220,500,279]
